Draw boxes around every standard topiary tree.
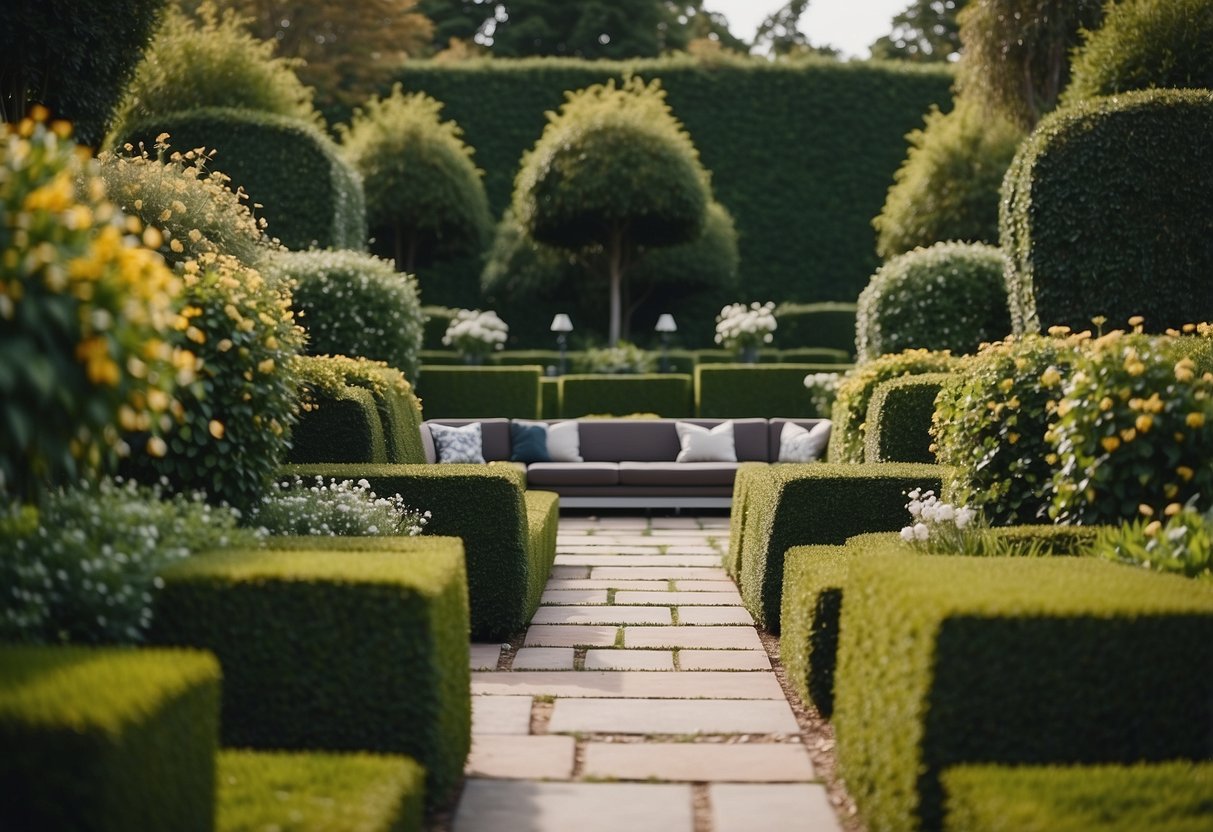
[873,100,1024,258]
[1063,0,1213,106]
[339,86,491,273]
[511,76,712,345]
[856,241,1011,362]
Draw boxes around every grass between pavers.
[941,761,1213,832]
[0,645,220,832]
[834,551,1213,832]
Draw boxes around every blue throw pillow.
[510,422,551,463]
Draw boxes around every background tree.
[511,77,712,345]
[752,0,838,57]
[870,0,968,62]
[339,86,491,273]
[0,0,165,144]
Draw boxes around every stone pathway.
[452,515,844,832]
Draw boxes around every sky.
[703,0,911,58]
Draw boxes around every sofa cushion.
[576,419,769,462]
[778,421,831,462]
[675,421,737,462]
[526,462,620,487]
[769,419,830,461]
[429,422,485,464]
[510,422,551,463]
[619,462,740,487]
[546,420,583,462]
[425,418,511,461]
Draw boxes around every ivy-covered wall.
[393,57,953,347]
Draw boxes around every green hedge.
[218,750,425,832]
[863,372,951,464]
[943,762,1213,832]
[0,645,220,832]
[1002,89,1213,334]
[694,349,782,364]
[834,552,1213,832]
[392,59,952,340]
[525,491,561,618]
[120,107,366,251]
[696,364,838,418]
[540,377,560,418]
[780,348,852,365]
[152,537,470,806]
[733,462,945,630]
[416,366,542,419]
[419,351,464,365]
[493,349,563,368]
[421,306,457,349]
[775,302,859,355]
[290,383,388,465]
[725,462,769,578]
[282,463,555,638]
[560,374,693,417]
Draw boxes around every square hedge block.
[696,364,840,418]
[416,366,542,419]
[559,374,693,418]
[780,545,848,718]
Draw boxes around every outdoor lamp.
[655,314,677,373]
[551,313,573,375]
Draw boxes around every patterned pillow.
[778,421,830,462]
[429,422,486,464]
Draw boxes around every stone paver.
[530,606,672,626]
[591,566,728,580]
[674,579,739,592]
[582,743,815,782]
[615,591,742,606]
[512,647,575,671]
[624,626,763,650]
[471,696,532,735]
[679,649,771,671]
[471,671,783,699]
[524,625,619,647]
[469,643,501,670]
[710,784,842,832]
[583,649,675,671]
[540,589,609,605]
[549,566,590,579]
[549,699,799,735]
[555,554,721,567]
[466,735,576,780]
[544,579,672,591]
[649,518,705,529]
[677,606,755,625]
[454,781,693,832]
[559,544,722,556]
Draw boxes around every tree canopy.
[870,0,967,63]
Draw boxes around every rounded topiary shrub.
[856,242,1012,362]
[269,250,424,381]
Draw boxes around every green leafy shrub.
[696,365,838,418]
[1002,89,1213,334]
[0,118,186,499]
[775,302,858,355]
[560,374,693,418]
[855,241,1011,362]
[577,342,655,374]
[151,539,470,806]
[828,349,959,463]
[835,551,1213,832]
[1095,504,1213,581]
[0,479,256,645]
[0,645,220,832]
[873,101,1025,258]
[421,305,458,349]
[1063,0,1213,106]
[267,249,423,381]
[416,366,542,419]
[249,476,429,537]
[864,372,951,464]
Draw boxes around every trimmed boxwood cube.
[725,462,769,578]
[834,552,1213,832]
[540,377,560,418]
[942,762,1213,832]
[526,490,561,619]
[150,538,470,806]
[559,374,693,417]
[290,384,389,464]
[694,349,782,364]
[863,372,951,464]
[696,364,839,418]
[218,749,426,832]
[0,645,220,832]
[492,349,562,368]
[416,366,542,419]
[734,462,944,631]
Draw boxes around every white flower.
[954,507,976,529]
[913,523,929,541]
[934,503,956,523]
[899,526,915,542]
[907,499,923,518]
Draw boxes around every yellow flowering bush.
[0,115,190,500]
[1093,503,1213,581]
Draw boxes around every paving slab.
[710,784,842,832]
[512,647,575,671]
[583,517,651,529]
[471,671,783,699]
[540,589,609,605]
[557,545,671,555]
[582,742,814,782]
[555,554,722,567]
[677,607,755,625]
[583,649,675,671]
[674,580,740,592]
[453,781,693,832]
[543,579,672,591]
[591,566,728,580]
[466,735,576,780]
[624,626,763,650]
[531,606,672,626]
[549,699,799,735]
[524,625,619,647]
[549,566,590,579]
[469,643,502,670]
[679,650,772,671]
[471,695,532,735]
[615,591,742,606]
[649,518,705,529]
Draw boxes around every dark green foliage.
[416,366,542,419]
[290,384,387,465]
[151,539,470,805]
[217,750,425,832]
[834,551,1213,832]
[525,491,561,619]
[780,544,848,716]
[392,59,953,338]
[119,107,366,251]
[419,350,464,365]
[857,242,1011,361]
[694,349,782,365]
[696,364,838,418]
[422,306,458,349]
[540,377,560,418]
[1002,89,1213,334]
[780,348,852,365]
[0,645,220,832]
[864,373,951,464]
[281,463,556,638]
[732,462,945,630]
[495,350,563,368]
[1063,0,1213,106]
[870,0,967,63]
[943,762,1213,832]
[774,302,859,355]
[560,374,693,417]
[0,0,164,145]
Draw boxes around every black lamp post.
[655,313,677,373]
[551,313,573,375]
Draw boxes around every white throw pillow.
[675,421,737,463]
[546,421,583,462]
[429,422,486,464]
[779,421,830,463]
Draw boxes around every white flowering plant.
[248,476,430,537]
[804,372,841,418]
[899,488,978,549]
[442,309,509,358]
[714,302,777,352]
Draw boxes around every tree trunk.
[608,226,624,346]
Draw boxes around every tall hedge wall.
[393,58,953,345]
